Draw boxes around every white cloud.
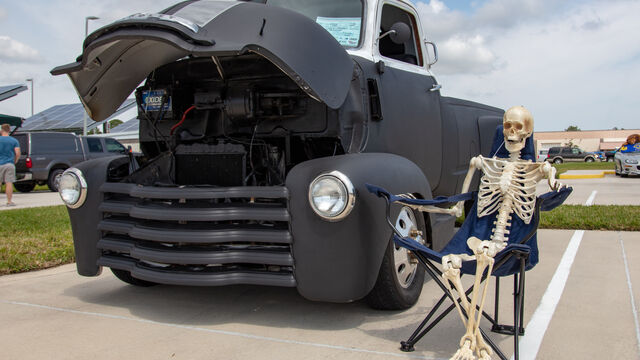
[423,0,640,131]
[436,35,498,74]
[0,36,40,62]
[1,0,639,133]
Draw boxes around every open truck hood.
[51,1,354,121]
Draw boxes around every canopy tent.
[0,114,24,127]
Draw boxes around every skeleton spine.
[491,198,513,242]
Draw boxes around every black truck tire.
[366,206,426,310]
[111,268,158,287]
[14,182,36,193]
[47,168,65,192]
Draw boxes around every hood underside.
[51,1,354,121]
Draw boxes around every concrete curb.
[559,170,615,179]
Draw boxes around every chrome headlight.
[58,168,88,209]
[624,159,638,164]
[308,171,356,221]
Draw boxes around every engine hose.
[170,105,196,135]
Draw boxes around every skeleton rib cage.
[476,157,545,242]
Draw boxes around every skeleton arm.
[410,156,481,217]
[541,162,565,191]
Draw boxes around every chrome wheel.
[393,206,423,289]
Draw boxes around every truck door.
[370,1,442,189]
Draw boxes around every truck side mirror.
[377,22,411,45]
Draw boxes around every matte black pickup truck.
[52,0,503,309]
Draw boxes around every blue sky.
[0,0,639,131]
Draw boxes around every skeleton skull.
[503,105,533,154]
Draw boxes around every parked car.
[604,149,617,162]
[590,151,606,161]
[545,146,597,163]
[52,0,505,309]
[537,149,548,162]
[13,132,129,192]
[614,142,640,177]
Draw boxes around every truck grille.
[97,182,295,287]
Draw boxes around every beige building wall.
[534,129,640,152]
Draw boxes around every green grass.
[1,184,51,192]
[458,204,639,231]
[0,206,73,275]
[552,162,614,177]
[540,205,640,231]
[0,202,638,276]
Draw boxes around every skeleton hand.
[541,162,566,191]
[452,203,464,218]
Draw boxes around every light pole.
[83,16,99,136]
[25,78,33,117]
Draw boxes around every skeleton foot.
[475,332,493,360]
[449,339,476,360]
[477,349,491,360]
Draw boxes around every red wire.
[170,105,196,135]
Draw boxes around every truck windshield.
[267,0,363,48]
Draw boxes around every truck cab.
[52,0,503,309]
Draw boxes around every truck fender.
[46,161,72,174]
[65,156,123,276]
[285,153,432,302]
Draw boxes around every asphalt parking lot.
[1,175,639,359]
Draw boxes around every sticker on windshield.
[316,17,361,47]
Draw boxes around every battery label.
[141,90,172,112]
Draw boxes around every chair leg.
[491,274,526,336]
[513,256,527,360]
[401,256,458,352]
[401,292,449,352]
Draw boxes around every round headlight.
[58,168,87,209]
[624,159,638,164]
[308,171,355,221]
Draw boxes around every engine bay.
[123,55,346,187]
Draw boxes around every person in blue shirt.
[0,123,21,206]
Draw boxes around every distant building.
[534,129,640,152]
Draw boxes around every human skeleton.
[407,106,564,360]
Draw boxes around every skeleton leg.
[457,238,497,360]
[472,251,495,360]
[442,253,477,360]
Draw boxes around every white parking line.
[585,190,597,206]
[0,299,442,360]
[619,233,640,357]
[513,230,584,360]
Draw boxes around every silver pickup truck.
[13,132,128,192]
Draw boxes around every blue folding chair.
[366,127,572,359]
